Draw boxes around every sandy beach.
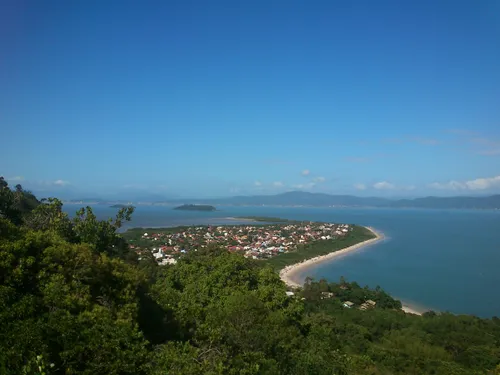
[401,305,425,315]
[279,227,425,316]
[279,226,384,288]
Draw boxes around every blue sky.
[1,0,499,199]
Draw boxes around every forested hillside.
[1,177,499,375]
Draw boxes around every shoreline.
[279,226,384,288]
[401,304,426,315]
[279,227,426,316]
[224,217,256,221]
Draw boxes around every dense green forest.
[1,177,500,374]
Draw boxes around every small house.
[343,301,354,308]
[360,300,377,310]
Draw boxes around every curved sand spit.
[279,227,425,315]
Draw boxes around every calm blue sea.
[64,204,500,318]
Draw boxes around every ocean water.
[64,204,500,318]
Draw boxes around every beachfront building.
[321,292,335,299]
[360,300,377,310]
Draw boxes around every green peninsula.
[173,204,216,211]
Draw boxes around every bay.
[64,204,500,318]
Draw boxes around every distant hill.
[174,204,216,211]
[67,191,500,210]
[179,192,390,207]
[391,195,500,209]
[177,191,500,209]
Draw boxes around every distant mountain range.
[178,191,500,209]
[66,191,500,209]
[389,195,500,209]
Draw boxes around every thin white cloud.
[447,131,500,156]
[471,138,500,156]
[360,182,414,191]
[292,182,316,190]
[429,175,500,191]
[8,176,25,181]
[254,181,262,186]
[53,179,70,186]
[466,176,500,190]
[301,169,310,176]
[373,181,396,190]
[428,181,463,190]
[313,176,326,183]
[272,181,284,187]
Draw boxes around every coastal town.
[127,222,353,266]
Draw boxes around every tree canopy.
[0,178,499,374]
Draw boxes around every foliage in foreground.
[1,178,500,374]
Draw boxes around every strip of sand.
[279,226,384,288]
[224,217,256,221]
[278,227,426,316]
[401,305,425,315]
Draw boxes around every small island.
[110,204,135,208]
[173,204,216,212]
